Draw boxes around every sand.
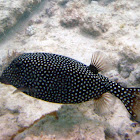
[0,0,140,139]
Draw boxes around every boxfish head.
[0,58,24,87]
[0,75,10,85]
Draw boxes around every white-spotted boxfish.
[0,52,139,121]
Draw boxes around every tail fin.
[121,88,140,121]
[107,81,140,121]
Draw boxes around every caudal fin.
[123,88,140,121]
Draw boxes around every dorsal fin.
[88,51,108,74]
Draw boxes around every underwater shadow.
[14,104,102,139]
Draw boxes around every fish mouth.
[0,76,9,85]
[0,76,2,83]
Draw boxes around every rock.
[131,66,140,83]
[90,0,116,5]
[58,0,70,6]
[120,71,130,79]
[60,1,85,28]
[79,2,111,37]
[0,0,42,36]
[25,25,36,36]
[14,105,106,140]
[23,135,56,140]
[34,19,42,24]
[118,59,134,79]
[80,15,110,36]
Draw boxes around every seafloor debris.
[60,2,84,27]
[25,25,36,36]
[80,16,110,37]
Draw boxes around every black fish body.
[0,53,139,121]
[0,53,109,103]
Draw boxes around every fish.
[0,52,139,121]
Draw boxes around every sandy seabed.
[0,0,140,139]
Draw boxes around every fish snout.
[0,76,10,85]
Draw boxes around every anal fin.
[94,92,116,116]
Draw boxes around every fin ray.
[94,92,116,116]
[129,88,140,121]
[88,51,108,74]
